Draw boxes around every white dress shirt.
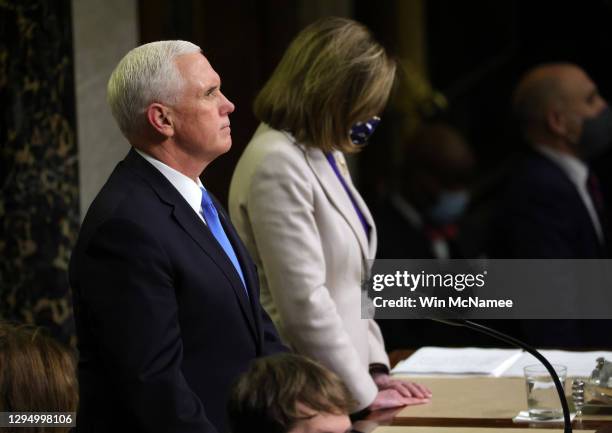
[135,148,207,224]
[536,145,603,242]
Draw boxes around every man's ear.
[146,103,174,137]
[546,109,567,137]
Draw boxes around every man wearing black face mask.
[491,63,612,260]
[489,63,612,348]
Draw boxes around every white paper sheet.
[391,347,612,378]
[391,346,523,376]
[500,350,612,377]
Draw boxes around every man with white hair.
[69,41,285,433]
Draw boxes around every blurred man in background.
[491,63,611,259]
[375,123,476,261]
[374,123,484,350]
[489,63,612,348]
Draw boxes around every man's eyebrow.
[204,77,221,92]
[204,84,219,94]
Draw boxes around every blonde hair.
[254,17,396,153]
[0,323,78,433]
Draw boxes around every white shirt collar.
[535,145,588,187]
[535,145,603,241]
[135,148,205,221]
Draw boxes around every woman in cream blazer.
[229,18,431,412]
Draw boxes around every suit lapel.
[340,157,378,260]
[172,204,259,342]
[209,195,257,296]
[213,201,265,347]
[123,149,259,342]
[304,147,372,262]
[533,151,603,249]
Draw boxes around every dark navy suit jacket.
[490,150,607,259]
[69,149,285,433]
[489,150,610,348]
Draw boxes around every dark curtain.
[0,0,79,346]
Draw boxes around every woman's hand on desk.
[372,373,432,401]
[368,389,430,411]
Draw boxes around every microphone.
[431,319,572,433]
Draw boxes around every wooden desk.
[389,376,612,430]
[359,351,612,432]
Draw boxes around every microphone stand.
[433,319,572,433]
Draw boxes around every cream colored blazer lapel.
[303,147,375,262]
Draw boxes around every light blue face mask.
[428,190,470,224]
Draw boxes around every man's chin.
[215,139,232,157]
[223,138,232,153]
[204,139,232,163]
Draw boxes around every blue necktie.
[200,187,247,293]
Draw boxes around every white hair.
[107,40,201,138]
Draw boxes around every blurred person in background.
[489,63,612,348]
[229,17,431,414]
[0,322,78,433]
[372,123,484,351]
[490,63,611,259]
[374,122,475,261]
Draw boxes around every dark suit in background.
[489,150,610,348]
[490,150,607,259]
[486,63,612,349]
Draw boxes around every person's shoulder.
[230,125,315,210]
[247,124,305,158]
[507,151,574,197]
[82,162,167,232]
[240,123,310,174]
[518,151,564,177]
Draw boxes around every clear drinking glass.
[524,364,567,420]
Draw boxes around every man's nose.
[596,95,608,112]
[221,93,235,114]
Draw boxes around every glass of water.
[524,364,567,420]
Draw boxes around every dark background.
[139,0,612,207]
[139,0,612,350]
[2,0,612,345]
